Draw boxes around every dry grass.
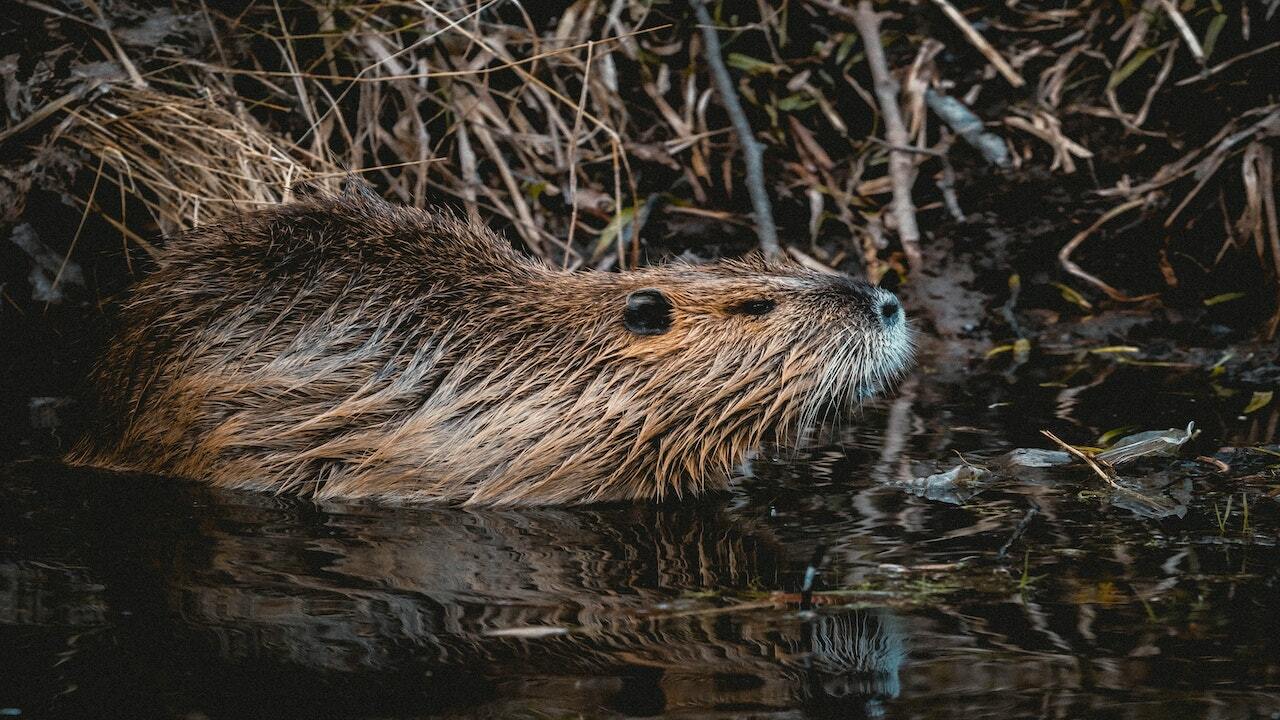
[66,83,338,239]
[3,0,1278,326]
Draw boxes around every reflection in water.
[180,499,905,707]
[0,475,908,718]
[2,357,1279,719]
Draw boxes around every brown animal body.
[71,187,912,504]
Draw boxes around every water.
[2,354,1278,719]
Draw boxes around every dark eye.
[731,299,776,316]
[624,288,673,335]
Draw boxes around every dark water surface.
[2,355,1278,719]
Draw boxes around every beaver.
[70,185,912,504]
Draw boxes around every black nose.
[879,295,901,325]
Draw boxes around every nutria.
[70,185,912,504]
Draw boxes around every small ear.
[339,174,384,204]
[286,178,332,201]
[623,289,673,335]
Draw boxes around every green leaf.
[1243,391,1274,414]
[1202,14,1228,59]
[836,33,858,65]
[726,53,784,75]
[1013,338,1032,360]
[1108,47,1158,91]
[1204,292,1246,306]
[1052,282,1093,311]
[1097,425,1140,447]
[777,92,816,112]
[592,205,637,260]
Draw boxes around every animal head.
[426,251,914,503]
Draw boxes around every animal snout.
[828,276,903,325]
[877,294,902,325]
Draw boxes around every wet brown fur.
[70,188,912,505]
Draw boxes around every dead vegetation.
[1,0,1278,333]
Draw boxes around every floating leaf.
[987,338,1032,361]
[1096,422,1197,465]
[1097,425,1140,446]
[900,464,991,505]
[1001,448,1073,468]
[1244,391,1274,414]
[1204,292,1246,306]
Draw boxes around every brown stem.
[851,1,923,270]
[1057,198,1159,303]
[689,0,781,257]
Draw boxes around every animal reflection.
[169,497,906,715]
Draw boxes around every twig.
[934,135,965,221]
[1105,42,1178,131]
[803,0,858,23]
[50,154,106,303]
[928,0,1026,87]
[851,1,923,270]
[1115,0,1160,67]
[925,89,1009,166]
[866,136,943,156]
[1157,0,1205,64]
[565,40,595,264]
[689,0,780,257]
[1058,198,1157,302]
[80,0,147,88]
[1040,430,1119,487]
[1004,112,1092,173]
[0,82,100,146]
[1175,40,1280,86]
[786,245,836,273]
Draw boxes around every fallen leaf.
[1204,292,1246,306]
[1243,391,1274,414]
[1096,422,1197,465]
